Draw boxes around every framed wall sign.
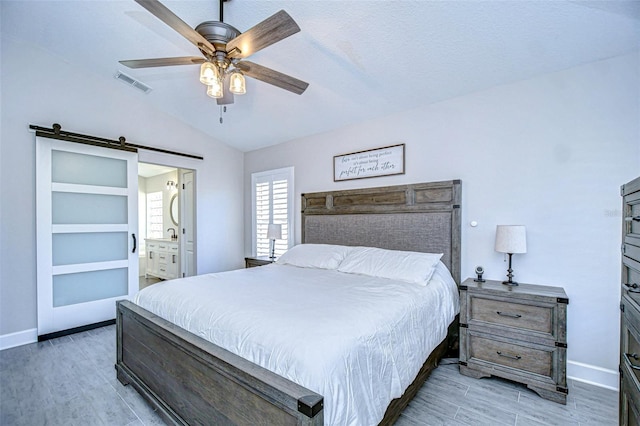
[333,143,405,181]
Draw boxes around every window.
[146,191,164,239]
[252,167,293,257]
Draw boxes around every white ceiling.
[2,1,639,152]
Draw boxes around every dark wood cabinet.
[620,176,640,425]
[459,278,568,404]
[244,256,275,268]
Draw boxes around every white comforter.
[133,262,459,426]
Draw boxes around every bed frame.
[116,180,461,425]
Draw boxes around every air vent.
[114,71,152,94]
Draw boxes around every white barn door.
[36,137,138,336]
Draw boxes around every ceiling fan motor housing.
[195,21,240,51]
[195,21,241,69]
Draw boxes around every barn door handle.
[625,353,640,370]
[132,233,137,253]
[625,216,640,222]
[496,311,522,318]
[497,351,521,360]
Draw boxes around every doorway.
[138,162,196,290]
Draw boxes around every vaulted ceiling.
[2,1,639,151]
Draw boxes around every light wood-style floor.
[139,276,162,291]
[396,360,617,425]
[0,325,618,425]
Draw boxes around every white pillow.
[276,244,352,270]
[337,246,443,285]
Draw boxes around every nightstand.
[459,278,569,404]
[244,256,275,268]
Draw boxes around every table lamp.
[495,225,527,286]
[267,224,282,259]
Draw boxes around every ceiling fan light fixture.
[120,3,309,105]
[207,80,224,98]
[200,61,219,85]
[229,71,246,95]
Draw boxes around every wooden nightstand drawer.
[623,181,640,245]
[622,294,640,386]
[622,257,640,304]
[459,278,568,404]
[470,297,552,335]
[468,333,553,378]
[621,359,640,426]
[245,257,275,268]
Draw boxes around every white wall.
[244,53,640,388]
[0,37,245,338]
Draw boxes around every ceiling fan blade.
[226,10,300,59]
[237,61,308,95]
[135,0,216,56]
[217,74,235,105]
[119,56,205,69]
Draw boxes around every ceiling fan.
[120,0,309,105]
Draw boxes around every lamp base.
[502,253,519,286]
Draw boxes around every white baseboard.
[0,328,37,351]
[567,360,619,391]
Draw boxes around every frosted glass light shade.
[206,80,223,98]
[495,225,527,254]
[229,71,246,95]
[267,223,282,240]
[199,62,219,85]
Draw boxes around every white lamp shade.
[495,225,527,254]
[266,224,282,240]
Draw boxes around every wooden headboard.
[301,180,462,285]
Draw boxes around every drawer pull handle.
[625,216,640,222]
[624,283,640,293]
[625,353,640,370]
[496,311,522,319]
[497,351,521,360]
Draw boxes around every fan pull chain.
[219,105,227,124]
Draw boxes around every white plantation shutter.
[251,167,293,257]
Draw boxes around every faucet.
[167,228,177,240]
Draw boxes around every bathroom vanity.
[145,239,180,280]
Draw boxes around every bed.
[116,180,461,425]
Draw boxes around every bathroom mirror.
[170,193,179,226]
